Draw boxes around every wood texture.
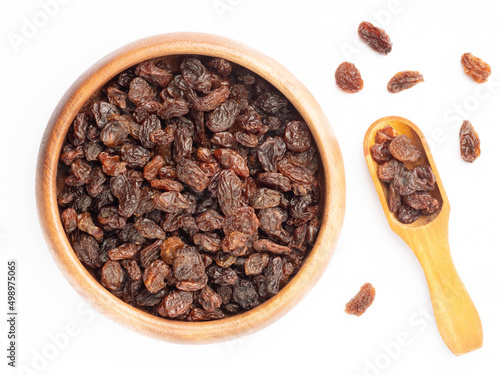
[363,116,482,355]
[36,33,346,344]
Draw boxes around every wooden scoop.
[363,116,482,356]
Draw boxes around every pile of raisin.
[370,126,440,223]
[57,55,323,321]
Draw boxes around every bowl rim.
[36,32,346,344]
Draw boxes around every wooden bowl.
[36,33,346,343]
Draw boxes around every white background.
[1,0,499,374]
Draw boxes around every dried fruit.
[358,21,392,55]
[387,71,424,93]
[461,53,491,83]
[345,283,376,316]
[335,62,363,93]
[459,120,480,163]
[284,121,312,152]
[58,54,323,321]
[389,135,421,162]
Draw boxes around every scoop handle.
[408,233,483,355]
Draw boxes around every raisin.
[176,158,210,193]
[345,283,376,316]
[387,71,424,93]
[120,144,151,168]
[198,285,223,312]
[181,57,214,94]
[388,183,401,213]
[207,57,232,77]
[263,257,283,295]
[235,132,259,148]
[217,169,242,216]
[134,217,166,240]
[101,260,125,291]
[375,126,398,143]
[193,233,222,252]
[358,21,392,54]
[397,203,422,224]
[236,106,266,133]
[284,121,312,152]
[173,123,193,162]
[110,171,142,218]
[277,158,315,184]
[254,91,288,114]
[461,53,491,83]
[288,147,317,168]
[413,165,436,191]
[206,99,241,132]
[221,231,249,256]
[160,236,184,265]
[158,291,194,318]
[143,259,171,293]
[107,87,127,109]
[258,208,283,237]
[150,178,183,192]
[389,135,421,162]
[370,142,392,164]
[211,132,237,149]
[256,172,292,192]
[92,101,119,128]
[139,114,161,149]
[121,259,142,281]
[459,120,480,163]
[214,148,250,177]
[135,59,173,87]
[77,212,103,239]
[254,239,291,255]
[250,188,281,209]
[173,246,205,281]
[196,210,224,232]
[99,152,127,176]
[153,191,190,213]
[257,137,286,172]
[335,62,364,93]
[377,159,402,183]
[232,279,259,310]
[61,208,77,233]
[245,253,270,276]
[403,192,440,214]
[72,232,102,268]
[392,168,418,196]
[128,78,156,106]
[206,265,238,286]
[223,206,260,236]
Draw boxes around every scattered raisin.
[335,62,364,93]
[358,21,392,54]
[387,71,424,93]
[459,120,480,163]
[345,283,376,316]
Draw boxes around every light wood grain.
[363,116,482,355]
[36,33,346,344]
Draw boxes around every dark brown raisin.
[345,283,376,316]
[389,135,421,162]
[387,71,424,93]
[358,21,392,54]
